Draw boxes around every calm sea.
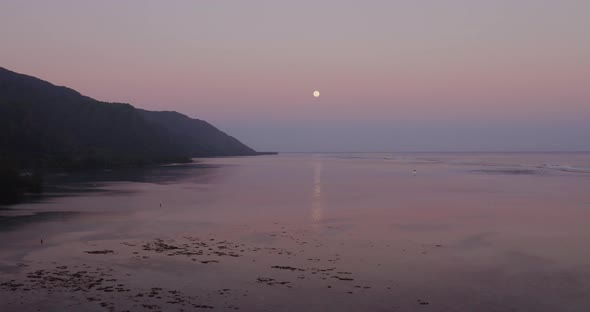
[1,152,589,311]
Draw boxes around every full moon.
[313,90,320,98]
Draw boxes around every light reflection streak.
[311,159,323,223]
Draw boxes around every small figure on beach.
[40,239,43,244]
[413,169,417,175]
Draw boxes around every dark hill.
[139,110,255,157]
[0,67,258,170]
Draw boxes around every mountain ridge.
[0,66,262,170]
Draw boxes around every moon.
[313,90,320,98]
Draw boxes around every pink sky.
[1,1,589,151]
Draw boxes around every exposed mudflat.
[2,154,590,311]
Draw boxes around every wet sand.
[1,153,590,311]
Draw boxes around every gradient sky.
[1,1,589,151]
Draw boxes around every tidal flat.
[1,153,590,311]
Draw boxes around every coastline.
[2,153,589,311]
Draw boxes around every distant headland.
[0,67,276,203]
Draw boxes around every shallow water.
[1,153,590,311]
